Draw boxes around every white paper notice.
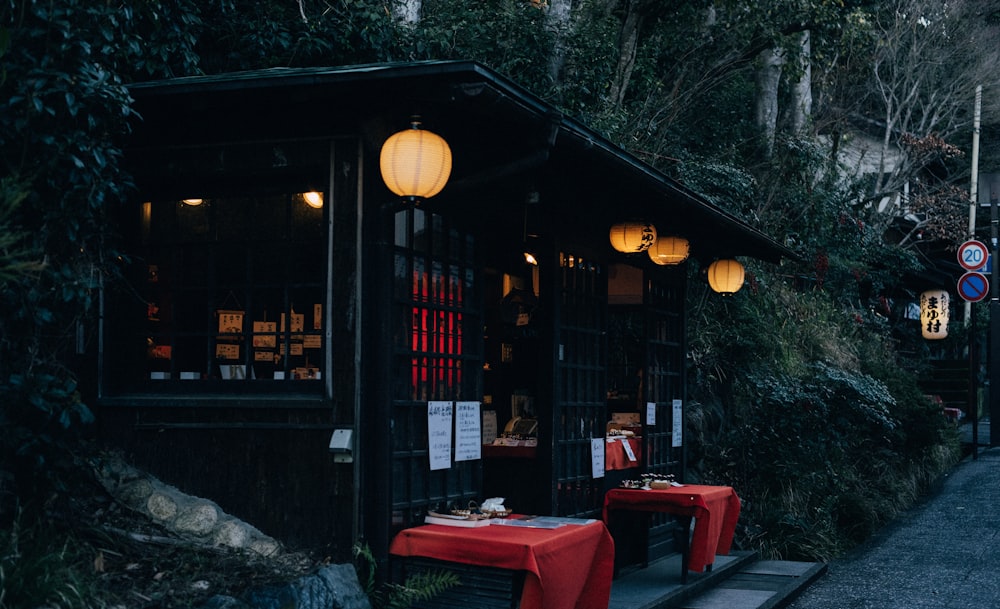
[482,410,498,444]
[646,401,656,426]
[621,437,637,462]
[454,401,482,462]
[427,401,453,470]
[672,399,683,447]
[591,438,606,479]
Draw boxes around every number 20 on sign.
[958,240,989,271]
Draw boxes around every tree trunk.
[608,2,643,108]
[788,30,812,135]
[393,0,421,26]
[754,46,784,158]
[545,0,573,83]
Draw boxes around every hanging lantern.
[609,221,657,253]
[379,119,452,201]
[919,289,950,340]
[707,259,745,295]
[647,236,690,265]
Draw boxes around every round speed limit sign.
[958,240,989,271]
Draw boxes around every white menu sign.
[591,438,606,479]
[454,401,482,462]
[428,401,453,470]
[672,399,683,447]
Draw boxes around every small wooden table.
[603,485,740,582]
[389,517,614,609]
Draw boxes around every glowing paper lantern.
[919,289,949,340]
[379,120,452,200]
[648,236,690,265]
[707,259,745,295]
[609,221,657,253]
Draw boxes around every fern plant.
[353,542,460,609]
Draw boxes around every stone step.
[608,552,826,609]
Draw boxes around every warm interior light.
[182,198,203,206]
[648,236,690,265]
[303,191,324,208]
[919,289,949,340]
[707,259,745,295]
[379,119,452,200]
[609,221,657,253]
[524,252,538,265]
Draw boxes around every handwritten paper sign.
[646,401,656,426]
[482,410,498,445]
[454,401,482,462]
[428,401,453,471]
[591,438,605,479]
[672,399,683,447]
[621,437,637,462]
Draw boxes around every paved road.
[785,447,1000,609]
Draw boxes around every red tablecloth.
[605,437,642,470]
[602,485,740,572]
[389,518,614,609]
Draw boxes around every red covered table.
[603,485,740,581]
[605,437,642,471]
[389,518,614,609]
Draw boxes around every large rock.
[91,453,282,556]
[228,565,371,609]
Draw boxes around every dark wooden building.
[98,61,794,566]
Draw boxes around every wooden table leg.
[675,515,692,584]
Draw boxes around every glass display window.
[108,192,327,391]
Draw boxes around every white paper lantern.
[919,289,949,340]
[609,221,657,253]
[380,120,452,200]
[648,236,690,265]
[707,259,745,295]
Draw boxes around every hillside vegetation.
[3,1,998,604]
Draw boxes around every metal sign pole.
[993,181,1000,447]
[970,311,978,457]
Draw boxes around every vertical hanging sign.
[671,399,683,447]
[454,401,482,462]
[427,401,453,471]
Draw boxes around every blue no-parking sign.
[958,272,989,303]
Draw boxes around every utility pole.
[969,85,981,456]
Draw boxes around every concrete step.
[676,559,827,609]
[608,552,826,609]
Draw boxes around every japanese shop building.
[99,61,794,566]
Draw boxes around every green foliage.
[0,515,94,609]
[688,278,960,561]
[194,0,401,72]
[0,0,189,523]
[353,542,460,609]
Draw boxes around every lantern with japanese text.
[707,259,745,295]
[609,221,657,253]
[919,289,949,340]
